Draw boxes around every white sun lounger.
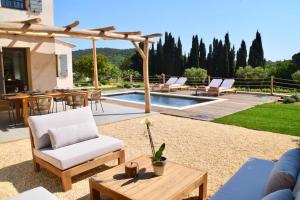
[151,77,178,91]
[195,79,223,95]
[161,77,188,92]
[208,79,236,96]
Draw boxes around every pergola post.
[0,47,5,94]
[92,39,99,89]
[143,40,151,113]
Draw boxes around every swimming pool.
[105,91,225,110]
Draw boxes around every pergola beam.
[63,20,80,32]
[131,41,145,60]
[142,33,162,39]
[114,31,142,36]
[0,22,156,43]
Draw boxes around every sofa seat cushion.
[9,187,58,200]
[262,189,294,200]
[29,107,95,149]
[264,148,300,195]
[34,136,124,170]
[210,158,275,200]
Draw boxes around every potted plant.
[145,119,167,176]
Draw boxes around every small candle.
[125,162,139,178]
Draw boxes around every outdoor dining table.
[3,90,89,126]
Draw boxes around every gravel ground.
[0,114,298,200]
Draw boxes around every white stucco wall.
[0,34,57,91]
[55,39,75,89]
[0,0,54,25]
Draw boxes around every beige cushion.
[48,122,99,149]
[264,148,300,195]
[28,107,95,149]
[34,136,124,170]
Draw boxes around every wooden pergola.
[0,18,162,113]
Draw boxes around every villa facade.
[0,0,74,93]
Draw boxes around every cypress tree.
[175,37,184,75]
[156,38,164,74]
[229,46,236,77]
[207,44,213,76]
[199,38,206,69]
[131,42,144,74]
[248,31,265,67]
[223,33,230,77]
[149,43,155,75]
[236,40,247,68]
[188,35,200,67]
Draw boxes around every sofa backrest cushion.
[264,148,300,196]
[28,107,95,149]
[262,189,294,200]
[48,122,99,149]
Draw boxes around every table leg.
[90,187,101,200]
[15,99,20,121]
[22,98,29,126]
[199,173,207,200]
[84,92,88,107]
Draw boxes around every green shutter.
[59,55,68,78]
[29,0,42,13]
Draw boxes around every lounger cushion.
[29,107,95,149]
[48,122,99,149]
[262,189,294,200]
[264,148,300,195]
[34,136,124,170]
[210,158,275,200]
[293,172,300,195]
[9,187,58,200]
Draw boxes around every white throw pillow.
[48,122,99,149]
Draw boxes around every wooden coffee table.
[89,155,207,200]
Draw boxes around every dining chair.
[89,90,104,112]
[0,99,16,126]
[28,95,53,115]
[65,93,85,109]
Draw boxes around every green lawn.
[213,103,300,136]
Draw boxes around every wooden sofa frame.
[29,128,125,191]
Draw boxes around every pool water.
[107,92,216,109]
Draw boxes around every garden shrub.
[292,71,300,82]
[184,67,207,83]
[283,97,296,104]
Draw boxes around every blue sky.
[54,0,300,61]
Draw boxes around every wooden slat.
[22,18,42,25]
[89,26,116,32]
[114,31,142,35]
[63,20,80,32]
[142,33,162,38]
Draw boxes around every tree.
[248,31,265,67]
[163,32,176,75]
[187,35,200,67]
[149,43,156,75]
[130,42,143,75]
[73,54,115,81]
[236,40,247,68]
[174,37,184,75]
[199,38,206,68]
[266,60,297,79]
[206,44,213,76]
[156,38,164,74]
[184,67,207,83]
[292,71,300,82]
[229,46,236,77]
[292,53,300,70]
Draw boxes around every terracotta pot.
[152,157,167,176]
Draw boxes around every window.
[1,0,26,10]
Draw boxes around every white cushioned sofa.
[28,107,125,191]
[9,187,58,200]
[211,148,300,200]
